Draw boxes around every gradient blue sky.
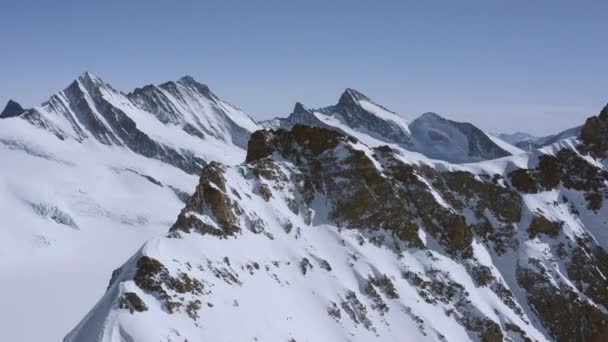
[1,0,607,135]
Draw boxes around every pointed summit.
[176,75,212,96]
[337,88,369,108]
[0,99,25,118]
[177,75,198,84]
[293,102,309,114]
[69,71,112,96]
[77,71,104,85]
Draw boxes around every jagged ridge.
[67,103,608,341]
[264,88,511,163]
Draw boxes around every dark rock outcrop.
[580,104,608,158]
[0,99,24,118]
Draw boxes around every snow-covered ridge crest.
[67,113,608,341]
[0,71,260,341]
[1,71,259,173]
[263,88,514,163]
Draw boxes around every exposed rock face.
[170,162,241,237]
[580,104,608,158]
[246,125,352,162]
[128,75,255,149]
[0,99,24,118]
[321,88,414,147]
[508,149,608,211]
[68,109,608,341]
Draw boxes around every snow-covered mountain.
[66,105,608,341]
[499,126,583,152]
[12,72,257,172]
[0,72,259,341]
[2,71,605,341]
[408,112,512,163]
[497,132,538,145]
[264,88,513,163]
[515,126,583,151]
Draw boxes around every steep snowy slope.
[67,105,608,341]
[0,72,259,342]
[408,112,512,163]
[265,89,512,163]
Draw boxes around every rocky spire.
[0,99,25,118]
[293,102,309,114]
[176,75,213,97]
[337,88,369,108]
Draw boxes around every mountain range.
[0,72,604,342]
[498,126,583,151]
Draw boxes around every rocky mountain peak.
[337,88,370,108]
[177,75,198,84]
[0,99,25,118]
[76,71,107,90]
[68,71,114,98]
[78,71,104,84]
[176,75,213,97]
[416,112,444,121]
[293,102,309,114]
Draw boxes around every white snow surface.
[1,73,603,342]
[66,132,606,342]
[0,73,258,342]
[65,159,547,342]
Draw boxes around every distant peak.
[337,88,369,107]
[176,75,212,96]
[0,99,25,118]
[293,102,309,114]
[418,112,444,120]
[178,75,197,84]
[71,71,111,95]
[77,71,104,84]
[344,88,368,100]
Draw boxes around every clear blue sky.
[1,0,607,135]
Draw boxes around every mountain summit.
[408,111,511,163]
[264,89,511,163]
[0,99,24,118]
[337,87,370,107]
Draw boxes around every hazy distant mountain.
[499,125,583,151]
[265,88,511,163]
[497,131,538,145]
